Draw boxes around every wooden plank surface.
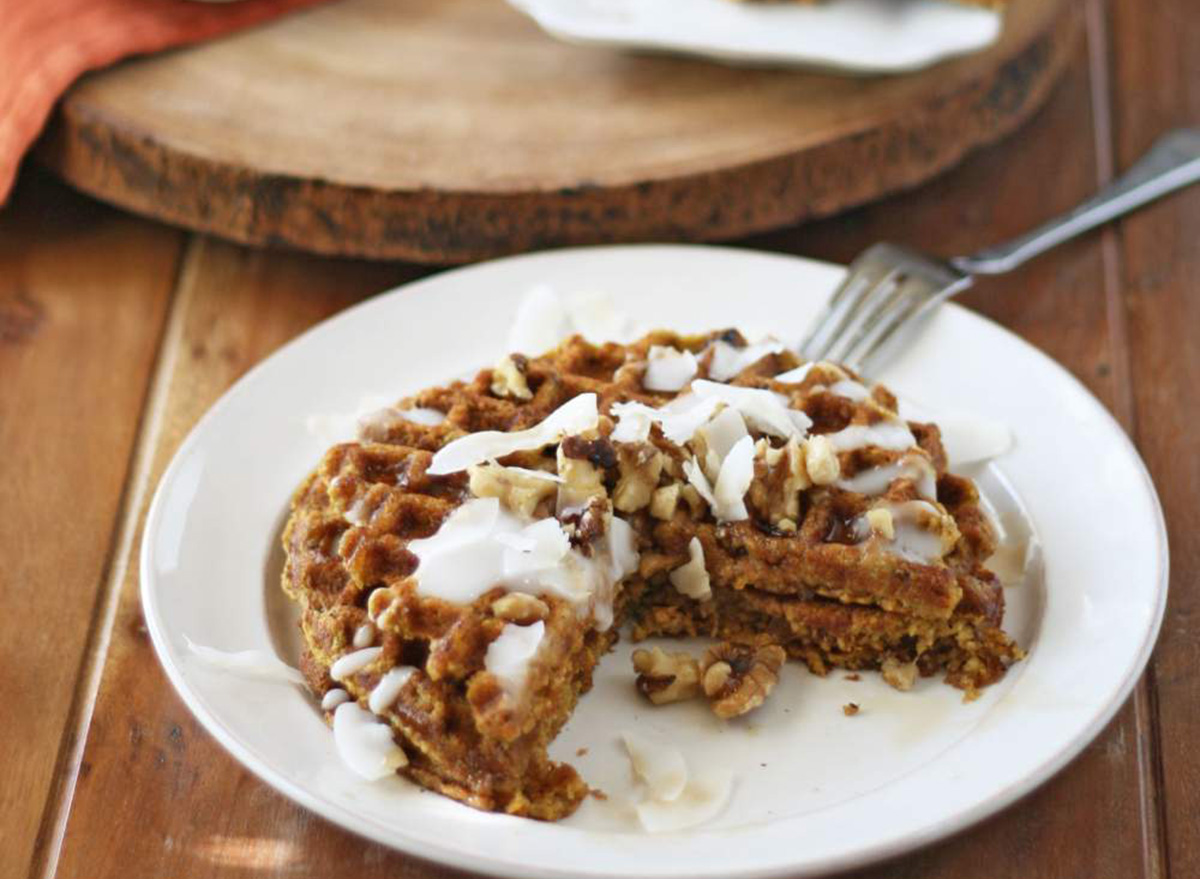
[5,0,1195,876]
[0,172,183,879]
[37,0,1077,262]
[1108,0,1200,875]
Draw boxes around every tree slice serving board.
[38,0,1077,264]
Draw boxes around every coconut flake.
[695,406,749,481]
[184,638,305,686]
[830,379,870,401]
[706,340,785,382]
[485,621,546,698]
[635,769,735,833]
[713,435,755,521]
[644,346,699,392]
[935,414,1015,467]
[507,284,571,354]
[333,702,407,780]
[691,380,806,439]
[609,396,723,446]
[567,290,638,344]
[669,537,711,600]
[826,421,916,452]
[610,402,656,443]
[683,457,717,510]
[622,731,688,802]
[368,666,417,714]
[305,393,394,447]
[427,393,598,475]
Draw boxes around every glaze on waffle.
[282,329,1023,820]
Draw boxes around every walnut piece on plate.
[700,642,786,720]
[632,646,702,705]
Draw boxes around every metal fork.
[799,127,1200,372]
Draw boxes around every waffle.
[282,329,1023,820]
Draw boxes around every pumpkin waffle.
[282,329,1023,821]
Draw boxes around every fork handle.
[950,127,1200,276]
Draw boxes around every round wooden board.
[39,0,1078,264]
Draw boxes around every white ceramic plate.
[142,245,1166,879]
[505,0,1003,73]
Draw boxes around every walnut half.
[700,642,786,720]
[632,647,701,705]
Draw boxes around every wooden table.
[3,0,1196,876]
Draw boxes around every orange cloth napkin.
[0,0,329,205]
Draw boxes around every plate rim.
[140,243,1169,879]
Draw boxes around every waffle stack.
[282,330,1022,820]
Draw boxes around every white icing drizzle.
[485,621,546,698]
[352,623,376,649]
[692,380,809,439]
[854,500,953,563]
[332,702,407,780]
[321,688,351,711]
[330,646,383,682]
[368,666,417,714]
[837,453,937,500]
[183,638,305,686]
[644,346,698,392]
[826,421,916,452]
[773,362,817,384]
[705,339,784,381]
[408,497,638,631]
[426,393,599,475]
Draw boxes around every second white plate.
[505,0,1003,73]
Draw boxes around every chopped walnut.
[491,592,549,624]
[632,647,702,705]
[699,642,786,720]
[557,441,607,509]
[650,484,680,520]
[750,436,809,525]
[881,657,919,692]
[865,507,895,540]
[804,435,840,486]
[490,354,532,400]
[613,443,665,513]
[842,703,860,716]
[679,483,706,518]
[468,462,557,517]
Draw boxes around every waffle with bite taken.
[282,329,1023,821]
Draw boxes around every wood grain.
[47,238,422,879]
[38,0,1077,263]
[1108,0,1200,875]
[0,172,182,879]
